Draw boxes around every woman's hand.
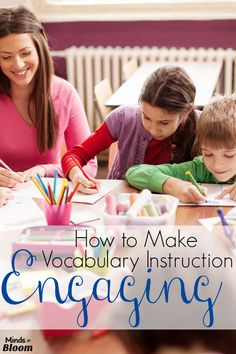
[21,166,46,182]
[69,166,100,195]
[0,187,13,207]
[163,177,207,203]
[216,183,236,201]
[0,168,23,188]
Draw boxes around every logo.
[2,337,33,352]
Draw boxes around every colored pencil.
[36,173,49,197]
[53,170,58,196]
[31,177,51,204]
[67,181,80,203]
[57,179,67,204]
[72,157,97,190]
[185,170,204,195]
[47,183,56,205]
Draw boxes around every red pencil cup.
[44,201,72,226]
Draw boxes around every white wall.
[0,0,32,8]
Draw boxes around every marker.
[217,208,235,247]
[185,170,204,195]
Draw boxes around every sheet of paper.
[0,197,45,227]
[179,184,236,206]
[198,208,236,231]
[198,217,220,232]
[70,211,100,224]
[14,178,122,204]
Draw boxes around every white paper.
[0,197,45,227]
[198,208,236,232]
[14,178,122,204]
[70,211,100,224]
[180,183,236,206]
[198,217,220,232]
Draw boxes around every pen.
[0,159,13,172]
[217,208,235,247]
[185,170,204,195]
[72,157,97,190]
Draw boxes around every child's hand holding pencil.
[163,173,207,203]
[69,165,100,195]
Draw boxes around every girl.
[62,65,198,194]
[126,94,236,203]
[0,6,97,188]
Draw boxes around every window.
[30,0,236,22]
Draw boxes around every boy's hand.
[163,177,207,203]
[216,183,236,201]
[69,166,100,195]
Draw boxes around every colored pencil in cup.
[47,183,56,205]
[53,170,58,196]
[57,179,67,204]
[36,173,49,197]
[31,177,50,204]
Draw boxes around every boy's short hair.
[197,94,236,149]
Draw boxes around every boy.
[126,95,236,203]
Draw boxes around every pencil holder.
[44,201,72,226]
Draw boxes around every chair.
[94,79,117,173]
[122,58,138,81]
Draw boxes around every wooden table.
[70,180,231,225]
[0,180,233,353]
[106,61,223,109]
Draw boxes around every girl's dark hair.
[0,6,57,153]
[140,65,198,162]
[118,330,236,354]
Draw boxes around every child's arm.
[216,183,236,201]
[126,157,209,203]
[62,122,116,193]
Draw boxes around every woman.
[0,5,97,188]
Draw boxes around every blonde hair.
[197,94,236,150]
